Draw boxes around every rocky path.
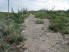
[22,14,68,52]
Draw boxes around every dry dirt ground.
[22,14,69,52]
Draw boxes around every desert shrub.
[10,12,24,24]
[32,10,69,34]
[1,42,8,49]
[49,22,66,32]
[48,11,69,34]
[23,9,28,14]
[6,34,19,44]
[34,12,48,19]
[0,10,29,51]
[35,19,44,24]
[17,36,25,42]
[61,29,69,34]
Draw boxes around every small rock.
[22,44,27,49]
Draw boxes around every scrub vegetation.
[0,9,29,52]
[0,9,69,52]
[35,19,44,24]
[30,10,69,34]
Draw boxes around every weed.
[35,19,44,24]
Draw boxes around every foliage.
[31,10,69,34]
[0,10,28,51]
[35,19,44,24]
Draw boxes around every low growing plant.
[35,19,44,24]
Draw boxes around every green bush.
[1,42,8,48]
[32,10,69,34]
[8,34,18,42]
[17,36,25,42]
[61,29,69,34]
[49,23,66,32]
[35,19,44,24]
[49,13,69,34]
[34,12,48,19]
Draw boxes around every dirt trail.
[22,14,68,52]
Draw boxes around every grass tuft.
[35,19,44,24]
